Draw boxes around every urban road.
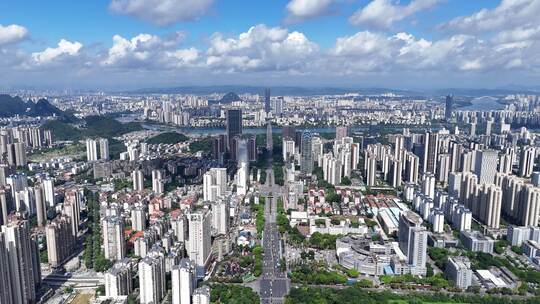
[259,166,290,304]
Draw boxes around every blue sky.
[0,0,539,90]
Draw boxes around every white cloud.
[3,21,540,88]
[109,0,213,26]
[440,0,540,33]
[0,24,28,46]
[326,30,532,74]
[102,33,199,69]
[285,0,336,22]
[206,24,318,72]
[349,0,440,29]
[31,39,83,65]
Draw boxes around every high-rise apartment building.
[171,258,196,304]
[152,169,164,194]
[103,216,125,261]
[446,256,472,289]
[398,211,427,276]
[474,150,499,184]
[99,138,110,160]
[132,169,144,191]
[0,220,41,304]
[46,215,75,267]
[300,131,313,174]
[105,258,133,297]
[188,210,212,270]
[203,168,227,202]
[86,138,98,161]
[519,146,535,178]
[139,250,166,304]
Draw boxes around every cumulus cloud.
[3,21,540,88]
[101,32,199,69]
[0,24,28,46]
[206,24,318,72]
[109,0,213,26]
[349,0,440,29]
[439,0,540,33]
[31,39,83,65]
[326,30,534,74]
[285,0,336,22]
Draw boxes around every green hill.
[146,132,189,145]
[41,116,143,141]
[83,115,142,138]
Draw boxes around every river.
[462,96,505,111]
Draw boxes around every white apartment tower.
[203,168,227,202]
[132,169,144,192]
[102,216,125,261]
[171,258,196,304]
[139,251,166,304]
[86,138,98,161]
[105,258,133,297]
[188,209,212,269]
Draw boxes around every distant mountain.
[430,88,540,97]
[0,94,77,122]
[219,92,241,103]
[126,85,421,96]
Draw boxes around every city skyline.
[1,0,540,90]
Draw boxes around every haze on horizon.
[1,0,540,90]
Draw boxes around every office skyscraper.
[282,125,296,140]
[423,132,438,174]
[264,88,271,113]
[247,135,257,161]
[445,95,454,120]
[226,109,242,151]
[266,121,273,152]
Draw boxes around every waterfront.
[140,123,440,137]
